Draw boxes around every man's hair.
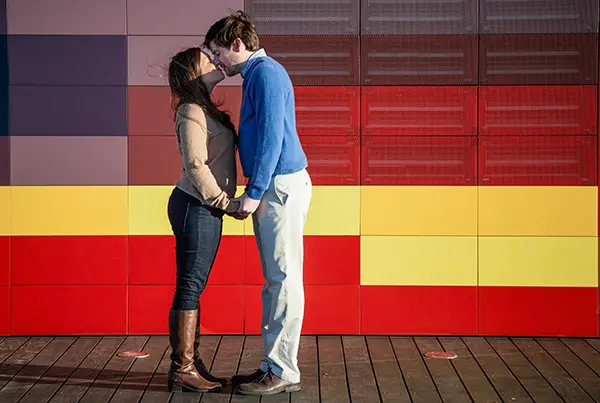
[203,10,260,51]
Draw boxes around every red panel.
[128,285,173,334]
[479,34,598,85]
[361,136,477,185]
[244,285,360,335]
[11,236,127,285]
[129,235,244,285]
[361,286,478,335]
[128,86,242,136]
[0,237,8,286]
[244,236,360,286]
[300,136,360,185]
[479,286,598,337]
[11,286,127,335]
[128,136,181,185]
[0,287,8,336]
[200,285,244,334]
[294,87,360,137]
[258,36,360,86]
[361,35,478,85]
[362,86,477,136]
[478,135,597,186]
[479,86,598,136]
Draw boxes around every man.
[204,10,312,396]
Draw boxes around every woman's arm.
[176,104,239,213]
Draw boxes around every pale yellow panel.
[479,237,598,287]
[129,186,245,235]
[360,236,477,286]
[11,186,128,235]
[479,186,597,236]
[361,186,477,235]
[244,186,360,236]
[0,187,9,235]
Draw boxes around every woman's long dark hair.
[168,47,237,137]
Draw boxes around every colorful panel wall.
[1,0,599,337]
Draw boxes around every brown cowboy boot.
[167,309,222,392]
[193,310,227,385]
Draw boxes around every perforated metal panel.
[260,36,360,86]
[361,35,478,85]
[478,136,597,185]
[362,86,477,136]
[479,34,598,85]
[294,87,360,136]
[479,86,598,136]
[245,0,360,35]
[480,0,599,34]
[300,136,360,185]
[361,136,477,185]
[361,0,478,35]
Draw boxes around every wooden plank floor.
[1,336,600,402]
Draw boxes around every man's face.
[208,42,241,77]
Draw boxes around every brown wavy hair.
[203,10,260,51]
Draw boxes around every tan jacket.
[174,103,239,213]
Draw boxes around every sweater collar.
[241,48,267,78]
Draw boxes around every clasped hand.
[228,193,260,220]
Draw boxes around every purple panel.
[245,0,359,35]
[127,0,243,35]
[480,0,599,34]
[10,136,127,185]
[0,137,8,185]
[8,35,126,85]
[479,34,598,85]
[361,35,478,85]
[9,86,127,136]
[361,0,478,35]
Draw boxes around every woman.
[166,47,239,393]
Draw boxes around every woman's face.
[198,51,225,90]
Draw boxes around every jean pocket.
[274,176,290,206]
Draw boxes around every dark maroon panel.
[361,35,478,85]
[479,34,598,85]
[361,136,477,185]
[300,135,360,186]
[0,0,5,34]
[8,35,127,85]
[362,86,477,136]
[361,0,478,35]
[259,36,360,86]
[9,86,127,136]
[0,136,7,185]
[294,86,359,137]
[480,0,599,34]
[478,136,597,186]
[245,0,359,35]
[128,136,181,185]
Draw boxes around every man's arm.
[246,65,286,201]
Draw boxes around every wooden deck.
[0,336,600,402]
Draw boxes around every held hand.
[233,193,260,216]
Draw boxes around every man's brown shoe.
[236,371,300,396]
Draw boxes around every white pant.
[252,168,312,383]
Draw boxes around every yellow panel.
[360,236,477,286]
[479,237,598,287]
[479,186,597,236]
[0,187,9,235]
[361,186,477,235]
[11,186,128,235]
[244,186,360,236]
[129,186,245,235]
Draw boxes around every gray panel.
[9,86,127,136]
[8,35,127,85]
[480,0,599,34]
[245,0,359,35]
[361,0,478,35]
[0,136,8,185]
[10,136,127,185]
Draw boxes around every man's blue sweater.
[239,50,308,200]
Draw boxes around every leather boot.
[193,309,227,385]
[167,309,222,392]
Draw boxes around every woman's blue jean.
[167,187,224,311]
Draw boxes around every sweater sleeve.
[176,104,239,213]
[246,65,286,200]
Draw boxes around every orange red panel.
[0,286,8,335]
[0,237,8,286]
